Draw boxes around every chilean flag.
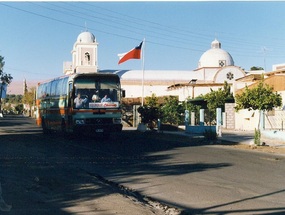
[118,41,143,64]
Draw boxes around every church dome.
[198,39,234,68]
[77,31,96,43]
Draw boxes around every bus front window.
[74,77,120,109]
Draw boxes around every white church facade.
[63,31,247,102]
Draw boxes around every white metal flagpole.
[141,38,145,106]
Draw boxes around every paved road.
[0,116,165,215]
[0,115,285,215]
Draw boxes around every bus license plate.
[96,129,104,132]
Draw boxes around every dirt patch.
[229,143,285,155]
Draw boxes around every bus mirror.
[122,90,126,98]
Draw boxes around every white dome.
[198,39,234,68]
[77,31,96,43]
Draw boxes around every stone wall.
[225,103,235,129]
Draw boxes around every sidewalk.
[124,126,285,149]
[220,129,285,148]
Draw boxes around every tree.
[0,56,13,85]
[204,81,234,112]
[3,94,23,114]
[235,81,282,112]
[161,96,183,125]
[0,55,13,113]
[202,81,234,123]
[22,87,36,116]
[235,80,282,145]
[137,94,161,129]
[250,66,264,71]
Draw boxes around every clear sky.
[1,1,285,89]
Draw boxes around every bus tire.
[61,118,69,138]
[42,117,50,134]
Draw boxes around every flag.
[118,41,143,64]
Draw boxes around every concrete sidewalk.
[125,126,285,149]
[219,129,285,148]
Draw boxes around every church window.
[226,72,234,80]
[219,60,226,67]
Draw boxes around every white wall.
[235,109,260,131]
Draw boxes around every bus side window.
[68,83,73,107]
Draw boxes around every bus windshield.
[73,75,121,109]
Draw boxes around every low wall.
[261,130,285,143]
[185,125,216,134]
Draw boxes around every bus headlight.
[75,119,85,125]
[113,118,121,124]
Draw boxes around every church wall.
[205,70,218,81]
[195,68,218,81]
[122,85,171,98]
[171,85,225,101]
[214,67,245,84]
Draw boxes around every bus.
[36,72,125,136]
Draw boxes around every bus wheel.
[42,117,50,134]
[61,119,69,138]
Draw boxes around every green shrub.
[254,128,261,146]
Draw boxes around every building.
[64,31,246,102]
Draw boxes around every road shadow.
[0,115,283,214]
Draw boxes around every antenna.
[85,22,88,32]
[261,46,270,72]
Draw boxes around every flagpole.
[141,38,145,106]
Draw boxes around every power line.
[1,2,284,63]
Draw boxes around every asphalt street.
[1,115,285,215]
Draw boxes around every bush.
[137,106,160,130]
[254,128,261,146]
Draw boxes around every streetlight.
[189,79,197,99]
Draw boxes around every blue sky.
[1,1,285,86]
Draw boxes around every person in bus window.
[101,95,112,103]
[92,94,99,102]
[91,90,100,102]
[74,93,88,108]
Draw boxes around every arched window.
[85,52,91,65]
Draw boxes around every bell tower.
[68,31,99,74]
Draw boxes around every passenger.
[92,94,99,102]
[101,95,112,103]
[74,93,88,108]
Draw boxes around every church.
[63,31,247,102]
[62,31,285,132]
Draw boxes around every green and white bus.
[36,72,124,136]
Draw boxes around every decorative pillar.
[222,112,226,128]
[199,109,204,126]
[216,108,222,137]
[185,110,189,126]
[191,112,195,126]
[259,110,265,130]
